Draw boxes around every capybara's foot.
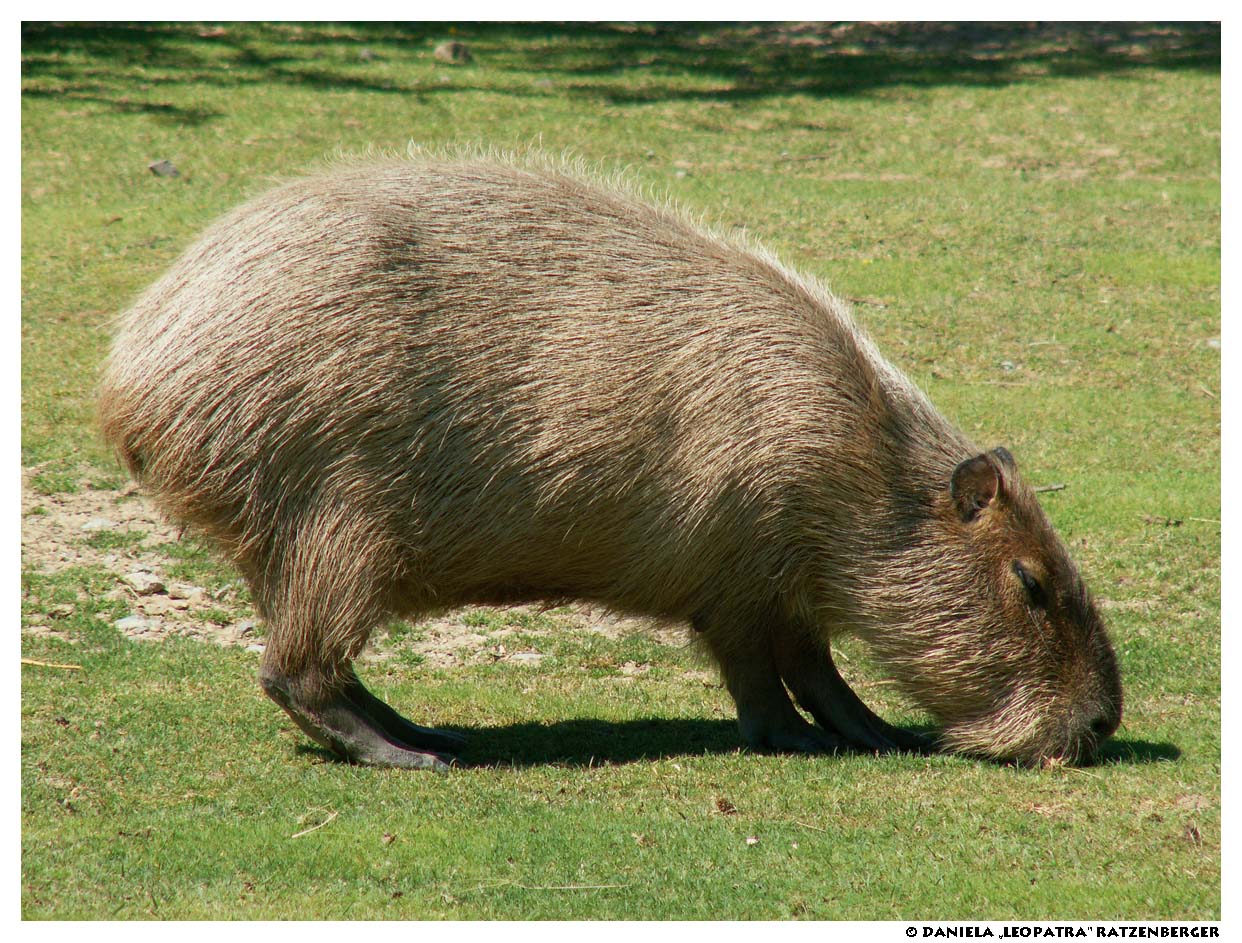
[804,658,934,755]
[342,673,467,754]
[739,712,850,755]
[260,669,461,770]
[774,638,934,755]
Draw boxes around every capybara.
[99,153,1122,769]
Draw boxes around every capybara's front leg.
[696,614,847,755]
[259,661,462,770]
[772,627,932,755]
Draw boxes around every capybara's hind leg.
[695,614,846,755]
[259,661,459,770]
[255,515,462,770]
[772,628,932,755]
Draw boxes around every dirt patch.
[21,477,181,573]
[20,470,696,667]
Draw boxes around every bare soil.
[20,471,699,671]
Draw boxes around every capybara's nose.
[1073,703,1121,764]
[1090,711,1119,741]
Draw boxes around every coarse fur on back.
[99,151,1121,768]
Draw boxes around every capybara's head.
[867,447,1122,766]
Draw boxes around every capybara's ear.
[950,452,1006,522]
[989,446,1017,473]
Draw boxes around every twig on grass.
[1034,483,1068,494]
[21,658,83,671]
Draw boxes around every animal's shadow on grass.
[22,22,1219,122]
[464,718,755,766]
[293,718,745,768]
[1096,738,1181,765]
[293,721,1180,769]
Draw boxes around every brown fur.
[98,153,1121,766]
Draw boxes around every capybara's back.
[100,155,1121,769]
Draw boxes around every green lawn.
[21,22,1219,919]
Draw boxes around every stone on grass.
[122,571,166,595]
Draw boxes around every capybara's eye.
[1012,561,1047,609]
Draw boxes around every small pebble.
[167,583,206,604]
[122,571,166,596]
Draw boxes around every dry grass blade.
[795,820,829,833]
[517,883,630,891]
[290,809,338,839]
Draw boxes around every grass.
[20,22,1219,920]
